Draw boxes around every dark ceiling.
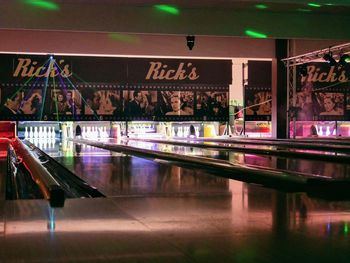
[1,0,350,39]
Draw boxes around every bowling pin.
[82,126,85,138]
[318,126,323,136]
[195,127,199,137]
[43,126,47,139]
[51,126,56,139]
[29,126,33,139]
[34,127,38,139]
[24,127,28,139]
[178,127,183,137]
[39,126,43,139]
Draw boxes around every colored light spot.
[344,223,348,234]
[154,4,180,15]
[308,3,322,8]
[255,4,268,9]
[108,33,140,44]
[245,30,267,38]
[24,0,59,10]
[297,8,312,12]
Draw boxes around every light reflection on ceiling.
[245,30,268,39]
[108,33,141,44]
[153,4,180,15]
[24,0,60,11]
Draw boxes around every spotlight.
[299,64,308,77]
[186,35,195,50]
[338,54,350,67]
[323,53,337,66]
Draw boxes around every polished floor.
[1,141,350,262]
[1,184,350,262]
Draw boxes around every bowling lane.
[130,137,350,156]
[36,138,350,197]
[118,139,350,180]
[46,140,231,197]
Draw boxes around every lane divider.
[11,138,65,207]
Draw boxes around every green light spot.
[25,0,59,10]
[344,223,348,234]
[108,33,140,44]
[245,30,267,39]
[345,57,350,63]
[154,4,179,15]
[297,8,312,12]
[255,4,268,9]
[308,3,322,8]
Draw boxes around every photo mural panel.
[295,62,350,121]
[0,86,43,119]
[196,91,229,118]
[245,60,272,121]
[244,87,272,121]
[159,91,194,117]
[0,54,231,121]
[123,90,158,120]
[47,89,82,116]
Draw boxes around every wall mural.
[244,61,272,121]
[295,62,350,121]
[0,54,232,121]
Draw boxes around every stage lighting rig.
[281,42,350,67]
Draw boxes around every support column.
[272,39,288,139]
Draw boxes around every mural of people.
[160,91,194,116]
[81,87,101,115]
[0,90,23,115]
[52,91,69,114]
[65,90,82,115]
[20,89,42,115]
[127,90,147,116]
[107,90,123,115]
[245,90,271,116]
[318,93,344,116]
[196,92,211,116]
[166,93,190,116]
[196,91,228,116]
[124,90,156,117]
[295,81,319,120]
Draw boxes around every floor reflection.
[2,175,350,262]
[54,147,230,197]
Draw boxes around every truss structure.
[281,42,350,67]
[282,42,350,138]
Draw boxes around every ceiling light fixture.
[298,64,308,77]
[323,52,337,66]
[338,54,350,67]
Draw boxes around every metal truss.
[281,42,350,67]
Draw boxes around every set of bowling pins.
[132,124,154,134]
[315,125,336,136]
[172,126,199,137]
[24,126,56,140]
[27,137,56,150]
[81,126,109,139]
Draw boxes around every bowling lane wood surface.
[60,139,350,183]
[1,140,350,262]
